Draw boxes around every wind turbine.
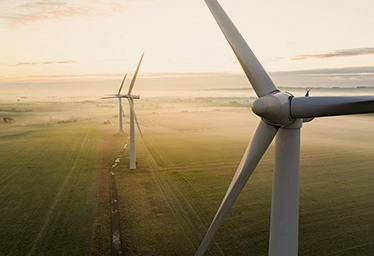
[102,73,127,134]
[196,1,374,255]
[103,53,144,169]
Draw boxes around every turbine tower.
[196,1,374,255]
[103,53,144,169]
[126,53,144,169]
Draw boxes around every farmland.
[0,96,373,255]
[0,100,122,255]
[117,103,374,255]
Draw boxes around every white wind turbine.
[103,53,144,169]
[196,1,374,255]
[103,73,127,134]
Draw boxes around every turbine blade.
[205,0,278,97]
[118,73,127,95]
[101,96,118,99]
[291,96,374,119]
[127,98,143,137]
[128,53,144,95]
[196,120,278,255]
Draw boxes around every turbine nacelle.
[121,94,140,100]
[251,92,293,127]
[252,93,374,126]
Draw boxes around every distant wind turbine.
[102,73,127,134]
[103,53,144,169]
[196,1,374,255]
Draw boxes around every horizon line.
[1,65,374,84]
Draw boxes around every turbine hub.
[252,92,294,126]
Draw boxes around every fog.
[1,71,374,103]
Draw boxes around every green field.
[0,122,99,254]
[0,101,123,255]
[116,102,374,255]
[1,98,373,255]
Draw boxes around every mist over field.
[0,72,373,255]
[1,70,374,102]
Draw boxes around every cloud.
[273,66,374,76]
[13,60,77,66]
[0,0,126,26]
[292,47,374,60]
[0,72,124,83]
[30,72,122,78]
[9,58,128,67]
[270,66,374,88]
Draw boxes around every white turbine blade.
[196,120,278,256]
[205,0,278,97]
[128,53,144,95]
[101,96,118,99]
[118,73,127,95]
[102,94,121,98]
[291,96,374,118]
[127,98,143,138]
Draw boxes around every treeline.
[0,108,32,112]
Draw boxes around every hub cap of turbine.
[252,92,294,126]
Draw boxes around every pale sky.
[1,0,374,83]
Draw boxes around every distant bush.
[0,117,15,123]
[56,118,78,124]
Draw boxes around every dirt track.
[108,140,129,255]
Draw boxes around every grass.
[0,120,100,255]
[1,99,373,255]
[298,147,374,255]
[117,108,374,255]
[0,101,123,255]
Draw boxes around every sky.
[1,0,374,85]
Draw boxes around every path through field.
[108,139,130,256]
